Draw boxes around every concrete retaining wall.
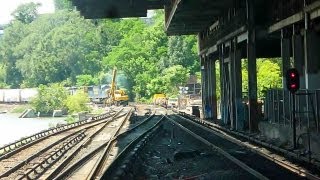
[259,121,320,158]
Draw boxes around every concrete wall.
[259,121,320,158]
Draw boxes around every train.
[68,85,110,103]
[0,88,38,103]
[0,85,111,104]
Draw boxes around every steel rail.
[52,108,133,180]
[177,113,320,180]
[0,130,84,178]
[0,111,116,160]
[178,111,320,168]
[166,115,269,180]
[45,109,125,179]
[17,131,86,180]
[0,110,124,179]
[86,108,133,179]
[101,115,165,179]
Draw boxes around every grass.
[91,108,105,115]
[10,104,32,113]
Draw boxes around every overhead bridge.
[72,0,320,158]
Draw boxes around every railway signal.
[286,68,300,93]
[286,68,300,149]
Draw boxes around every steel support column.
[281,29,292,125]
[205,57,210,119]
[292,33,305,88]
[247,0,258,132]
[233,38,244,130]
[229,40,236,129]
[219,44,227,124]
[304,30,320,89]
[201,56,206,118]
[210,57,218,120]
[223,53,231,125]
[206,55,212,119]
[281,29,291,88]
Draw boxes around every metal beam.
[165,0,180,33]
[268,1,320,34]
[217,26,247,45]
[268,13,304,34]
[198,26,247,56]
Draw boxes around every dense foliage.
[31,83,90,114]
[0,4,197,100]
[64,91,90,113]
[31,83,68,114]
[0,2,283,102]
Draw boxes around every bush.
[64,91,90,113]
[31,84,68,114]
[65,115,76,124]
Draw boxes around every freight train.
[68,85,110,103]
[0,89,38,103]
[0,85,111,103]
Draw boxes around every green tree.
[64,91,90,113]
[54,0,73,10]
[31,83,68,114]
[257,59,282,97]
[167,35,199,74]
[76,74,98,86]
[13,11,103,86]
[11,2,40,24]
[242,59,282,99]
[0,9,202,101]
[162,65,190,95]
[0,21,28,87]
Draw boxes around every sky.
[0,0,55,25]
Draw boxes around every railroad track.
[101,114,165,179]
[0,109,124,179]
[50,108,133,180]
[52,112,164,180]
[168,114,320,180]
[102,115,260,179]
[0,110,116,160]
[179,112,320,169]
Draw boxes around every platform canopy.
[165,0,234,35]
[71,0,164,18]
[71,0,234,35]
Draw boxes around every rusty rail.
[18,131,86,180]
[177,112,320,180]
[0,111,115,160]
[52,109,132,179]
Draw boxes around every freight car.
[0,89,38,103]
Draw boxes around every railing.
[264,89,320,132]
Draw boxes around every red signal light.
[286,68,300,93]
[290,84,296,89]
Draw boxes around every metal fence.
[264,89,320,132]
